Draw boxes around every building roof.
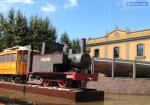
[88,28,150,46]
[3,46,29,52]
[3,46,40,53]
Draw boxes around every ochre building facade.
[87,27,150,62]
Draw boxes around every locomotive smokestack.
[80,38,86,53]
[63,44,69,54]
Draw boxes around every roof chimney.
[80,38,86,54]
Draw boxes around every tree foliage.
[0,9,57,50]
[60,31,70,44]
[60,31,81,53]
[15,10,28,46]
[71,38,80,53]
[0,8,81,53]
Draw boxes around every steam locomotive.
[0,38,98,88]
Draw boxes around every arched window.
[137,44,144,56]
[94,49,99,57]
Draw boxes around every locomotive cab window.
[114,47,119,58]
[137,44,144,56]
[94,49,99,57]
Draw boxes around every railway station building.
[87,27,150,78]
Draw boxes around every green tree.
[0,14,4,38]
[29,16,57,50]
[29,16,57,44]
[71,38,80,53]
[60,32,81,53]
[2,9,15,48]
[0,8,57,50]
[60,32,70,44]
[15,10,29,46]
[42,17,57,42]
[0,14,5,49]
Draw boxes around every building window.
[137,44,144,56]
[114,47,119,58]
[94,49,99,57]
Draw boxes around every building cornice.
[88,29,150,42]
[87,35,150,47]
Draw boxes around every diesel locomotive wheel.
[58,80,68,88]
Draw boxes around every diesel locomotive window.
[137,44,144,56]
[114,47,119,58]
[94,49,99,57]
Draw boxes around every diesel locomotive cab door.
[17,51,28,75]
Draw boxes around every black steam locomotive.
[28,38,98,87]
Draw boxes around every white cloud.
[0,0,35,13]
[64,0,78,9]
[0,0,34,13]
[41,3,57,12]
[4,0,34,4]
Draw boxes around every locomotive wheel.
[11,76,17,83]
[0,76,4,82]
[58,80,68,88]
[80,81,87,88]
[11,78,15,82]
[0,76,2,81]
[42,81,50,87]
[0,77,5,82]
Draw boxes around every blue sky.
[0,0,150,39]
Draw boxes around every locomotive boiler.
[0,38,98,88]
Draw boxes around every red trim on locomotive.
[65,72,98,81]
[27,71,98,82]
